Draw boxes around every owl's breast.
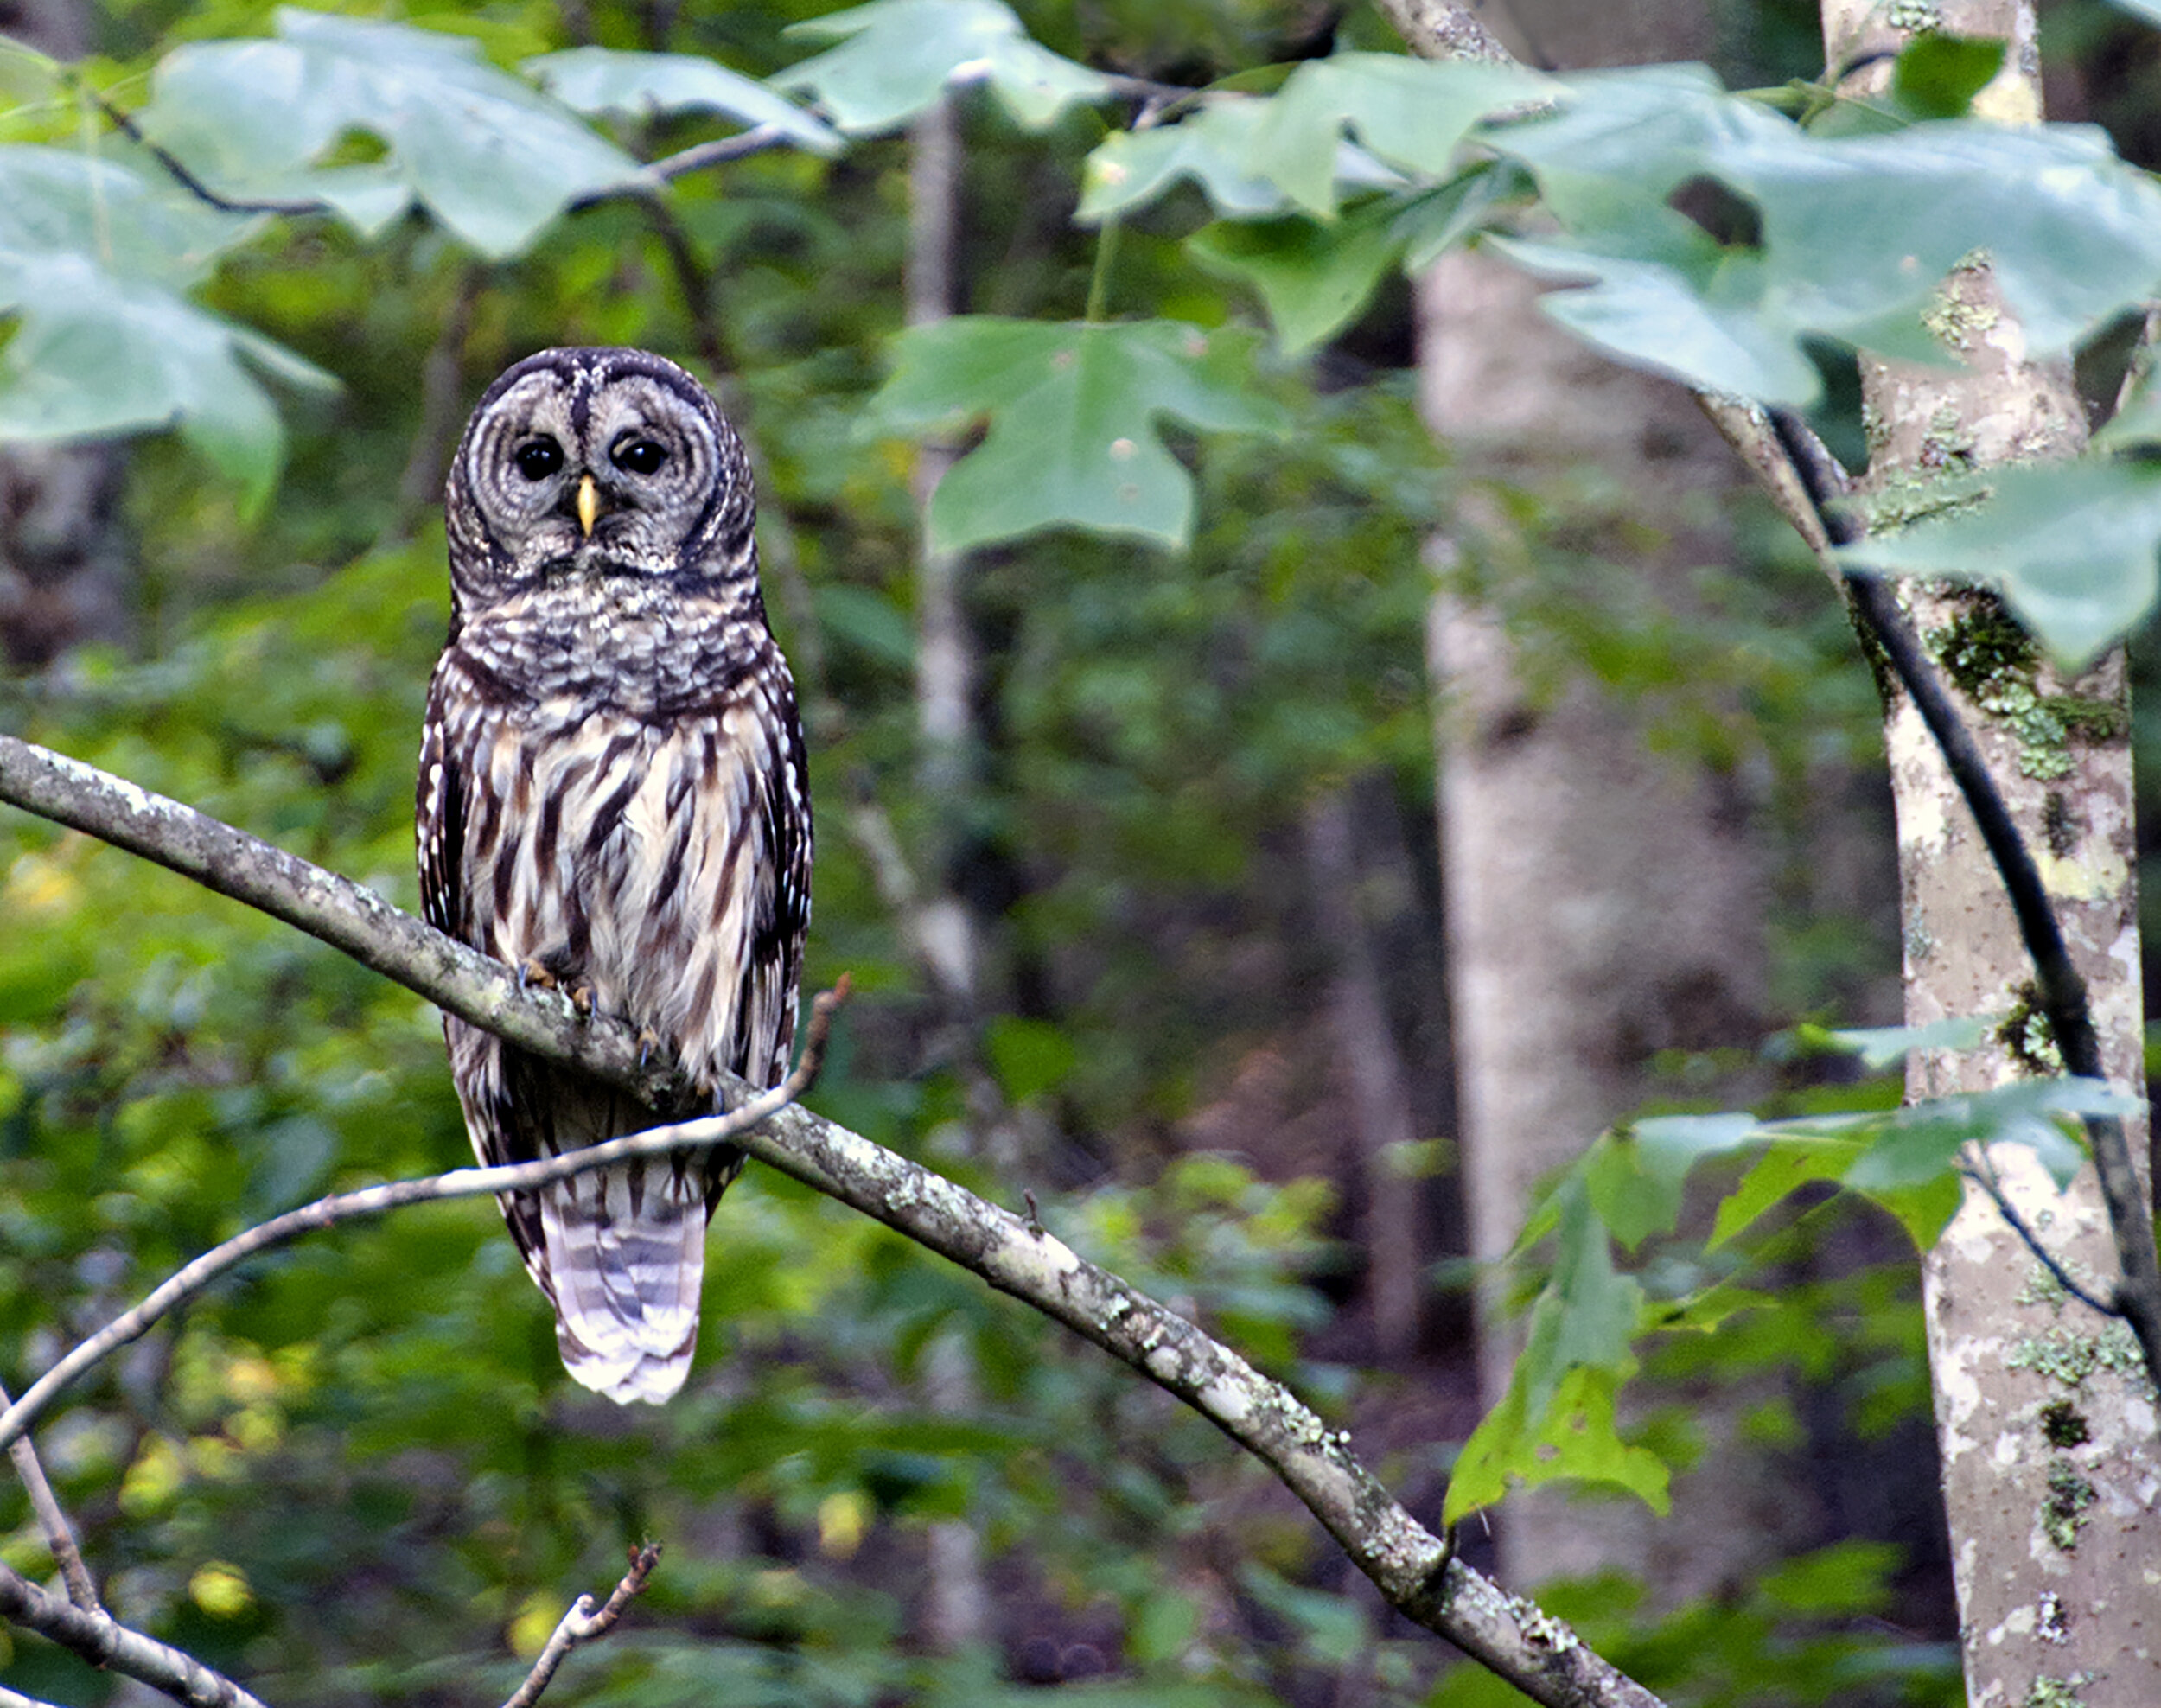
[452,663,789,1089]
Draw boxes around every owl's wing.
[416,666,469,946]
[730,672,813,1094]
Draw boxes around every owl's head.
[445,347,755,618]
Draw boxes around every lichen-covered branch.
[0,1558,270,1708]
[0,735,1670,1708]
[0,1380,99,1611]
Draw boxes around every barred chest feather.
[424,577,806,1104]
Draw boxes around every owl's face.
[445,347,755,619]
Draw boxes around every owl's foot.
[516,958,593,1016]
[636,1027,662,1068]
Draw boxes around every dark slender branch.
[0,989,840,1455]
[86,86,330,219]
[0,733,1669,1708]
[0,1381,100,1610]
[1765,407,2161,1390]
[500,1544,660,1708]
[1960,1154,2120,1319]
[0,1558,270,1708]
[641,124,791,182]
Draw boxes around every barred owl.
[418,347,811,1405]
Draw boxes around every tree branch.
[500,1543,661,1708]
[0,1381,99,1611]
[0,731,1670,1708]
[0,1558,270,1708]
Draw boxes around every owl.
[418,347,812,1405]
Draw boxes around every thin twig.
[500,1543,661,1708]
[0,1558,271,1708]
[86,86,329,218]
[0,736,1668,1708]
[0,1382,99,1611]
[1960,1152,2119,1318]
[0,987,843,1455]
[641,124,790,182]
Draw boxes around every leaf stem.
[1086,215,1121,323]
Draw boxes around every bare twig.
[86,86,329,219]
[0,734,1669,1707]
[0,987,843,1455]
[0,1558,271,1708]
[641,124,791,182]
[1960,1151,2119,1319]
[0,1382,99,1610]
[500,1543,661,1708]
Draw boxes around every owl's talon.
[568,984,595,1017]
[518,958,558,993]
[637,1029,660,1068]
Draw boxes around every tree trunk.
[1824,3,2161,1704]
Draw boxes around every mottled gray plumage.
[418,347,811,1405]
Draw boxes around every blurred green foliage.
[0,2,2076,1705]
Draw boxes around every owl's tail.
[531,1159,707,1405]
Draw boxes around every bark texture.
[1826,3,2161,1703]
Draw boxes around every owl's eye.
[611,437,668,476]
[513,438,564,481]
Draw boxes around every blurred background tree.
[4,1,2158,1705]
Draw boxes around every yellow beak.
[576,474,600,538]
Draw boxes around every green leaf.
[1891,35,2007,120]
[869,318,1288,551]
[1444,1364,1668,1526]
[0,145,252,286]
[1081,101,1303,223]
[1838,456,2161,666]
[0,150,335,505]
[1520,1179,1642,1421]
[1708,1131,1865,1249]
[525,48,842,156]
[1585,1113,1764,1250]
[1827,1017,1990,1069]
[778,0,1113,134]
[1845,1078,2125,1197]
[1482,64,2161,405]
[1186,200,1407,357]
[136,8,646,258]
[1245,53,1548,219]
